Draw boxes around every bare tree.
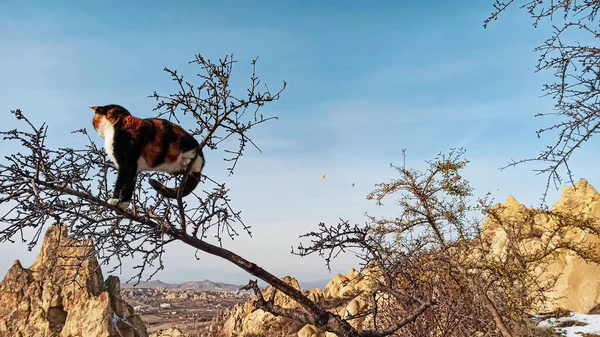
[295,148,600,337]
[0,54,431,337]
[484,1,600,201]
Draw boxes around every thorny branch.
[149,54,285,233]
[485,1,600,201]
[0,54,278,310]
[0,54,432,337]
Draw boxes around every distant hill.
[121,278,332,292]
[179,280,242,292]
[120,279,242,292]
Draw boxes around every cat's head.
[91,104,131,133]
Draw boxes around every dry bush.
[296,148,600,337]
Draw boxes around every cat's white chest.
[98,119,119,169]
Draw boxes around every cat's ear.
[90,106,105,114]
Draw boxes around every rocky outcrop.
[0,224,148,337]
[200,178,600,337]
[150,326,186,337]
[200,269,375,337]
[207,276,307,336]
[482,178,600,314]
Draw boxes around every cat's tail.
[148,170,201,199]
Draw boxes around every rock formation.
[206,276,307,336]
[0,224,148,337]
[3,179,598,337]
[199,178,600,337]
[200,269,375,337]
[150,326,186,337]
[481,178,600,314]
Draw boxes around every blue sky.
[1,0,599,285]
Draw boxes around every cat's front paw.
[107,198,119,206]
[107,198,130,210]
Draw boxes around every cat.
[91,104,205,209]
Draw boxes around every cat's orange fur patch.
[121,116,144,140]
[92,114,102,130]
[142,119,166,166]
[172,124,187,137]
[166,143,180,162]
[167,125,188,163]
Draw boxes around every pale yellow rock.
[482,178,600,313]
[0,225,148,337]
[344,298,368,319]
[346,268,359,280]
[322,270,376,301]
[205,276,308,337]
[306,288,325,306]
[297,324,319,337]
[297,324,339,337]
[323,274,349,298]
[505,195,521,208]
[202,270,376,337]
[150,326,187,337]
[540,179,600,313]
[198,178,600,337]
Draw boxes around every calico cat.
[91,104,205,209]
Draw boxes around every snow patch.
[537,312,600,336]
